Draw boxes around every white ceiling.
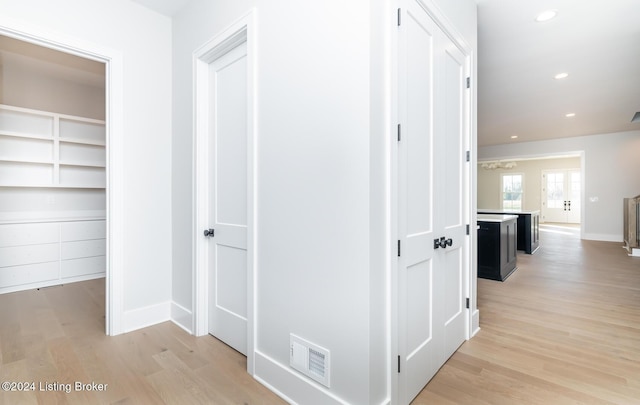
[131,0,190,16]
[14,0,634,146]
[477,0,640,146]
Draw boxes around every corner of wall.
[122,301,171,333]
[171,300,193,334]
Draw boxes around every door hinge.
[466,150,470,162]
[466,77,470,88]
[397,123,401,141]
[466,224,470,235]
[466,298,470,309]
[397,8,401,26]
[397,240,401,257]
[398,355,401,373]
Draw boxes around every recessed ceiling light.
[565,113,576,118]
[554,72,569,80]
[510,135,518,139]
[535,9,558,22]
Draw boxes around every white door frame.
[192,10,257,373]
[0,16,125,335]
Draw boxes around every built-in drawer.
[0,243,59,268]
[0,223,59,248]
[61,256,105,279]
[61,239,106,260]
[0,261,59,288]
[61,220,105,242]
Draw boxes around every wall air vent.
[289,334,330,388]
[631,112,640,123]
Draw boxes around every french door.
[541,169,580,223]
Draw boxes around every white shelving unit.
[0,104,106,188]
[0,104,106,293]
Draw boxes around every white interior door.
[397,7,438,402]
[397,3,468,403]
[206,42,248,355]
[542,169,580,224]
[438,31,468,365]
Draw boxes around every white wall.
[173,1,373,403]
[172,0,476,404]
[0,51,105,120]
[479,130,640,241]
[0,0,173,328]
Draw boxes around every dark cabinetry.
[477,214,518,281]
[478,209,539,254]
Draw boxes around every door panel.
[215,244,247,317]
[214,49,248,227]
[207,42,248,355]
[406,8,434,237]
[398,5,438,403]
[406,261,433,352]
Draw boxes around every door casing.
[0,16,125,336]
[193,9,257,374]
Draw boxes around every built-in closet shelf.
[0,104,106,189]
[59,138,106,146]
[0,158,54,165]
[59,162,107,168]
[0,131,53,141]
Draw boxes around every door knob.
[440,236,447,249]
[445,238,453,247]
[434,238,442,249]
[203,228,215,237]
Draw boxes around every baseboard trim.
[254,350,349,405]
[582,233,623,242]
[471,309,480,337]
[170,301,193,334]
[122,301,170,333]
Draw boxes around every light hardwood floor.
[1,224,638,404]
[0,280,285,405]
[415,224,640,404]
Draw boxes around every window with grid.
[502,174,523,210]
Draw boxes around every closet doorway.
[0,34,110,331]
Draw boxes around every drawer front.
[0,244,59,268]
[0,223,59,247]
[61,256,105,279]
[61,220,105,242]
[0,262,59,288]
[61,239,106,260]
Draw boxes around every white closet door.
[398,4,439,403]
[436,33,467,365]
[206,42,249,355]
[397,2,469,403]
